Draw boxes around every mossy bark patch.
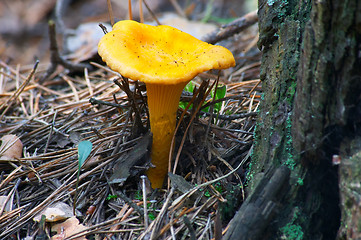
[248,0,361,238]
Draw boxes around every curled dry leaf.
[51,216,88,240]
[0,134,23,160]
[33,202,80,223]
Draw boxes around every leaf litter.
[0,3,261,240]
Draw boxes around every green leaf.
[213,85,227,112]
[134,190,142,200]
[78,140,92,169]
[215,85,226,99]
[106,194,118,200]
[179,82,195,110]
[74,140,92,215]
[204,190,211,197]
[184,81,195,93]
[179,101,188,110]
[149,212,156,220]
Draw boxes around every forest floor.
[0,0,261,239]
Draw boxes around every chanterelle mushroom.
[98,20,235,188]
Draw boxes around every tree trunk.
[227,0,361,239]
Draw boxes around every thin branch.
[143,0,161,25]
[169,0,186,18]
[128,0,133,20]
[141,175,149,228]
[40,21,92,83]
[89,97,126,109]
[0,61,39,121]
[202,10,258,44]
[205,72,220,141]
[113,78,146,135]
[99,23,108,34]
[139,0,144,23]
[107,0,115,26]
[202,111,257,120]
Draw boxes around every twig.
[169,0,186,18]
[138,188,175,239]
[116,190,144,216]
[202,10,258,44]
[0,61,39,121]
[89,97,126,109]
[173,79,216,175]
[141,175,149,228]
[128,0,133,20]
[67,216,140,240]
[107,0,115,26]
[15,65,29,117]
[113,78,146,135]
[170,212,177,240]
[214,209,222,240]
[168,83,204,188]
[84,68,94,97]
[43,109,57,153]
[199,95,246,111]
[143,0,161,25]
[202,111,257,121]
[0,178,20,216]
[146,206,195,238]
[197,122,254,135]
[0,155,115,238]
[54,0,68,35]
[99,23,108,34]
[170,146,252,210]
[205,72,220,142]
[40,21,92,83]
[183,215,196,240]
[139,0,144,23]
[198,214,212,240]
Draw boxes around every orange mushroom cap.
[98,20,235,188]
[98,20,235,85]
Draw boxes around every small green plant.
[106,194,118,200]
[280,223,303,240]
[280,208,304,240]
[179,81,195,109]
[146,202,157,221]
[214,182,224,193]
[179,82,227,114]
[134,190,142,200]
[148,212,156,221]
[212,85,226,113]
[76,140,93,184]
[297,178,304,186]
[73,140,93,214]
[204,190,211,197]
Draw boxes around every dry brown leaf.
[0,134,23,159]
[33,202,79,223]
[51,216,88,240]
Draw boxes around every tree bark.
[224,166,290,239]
[239,0,361,239]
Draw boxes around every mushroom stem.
[145,82,187,188]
